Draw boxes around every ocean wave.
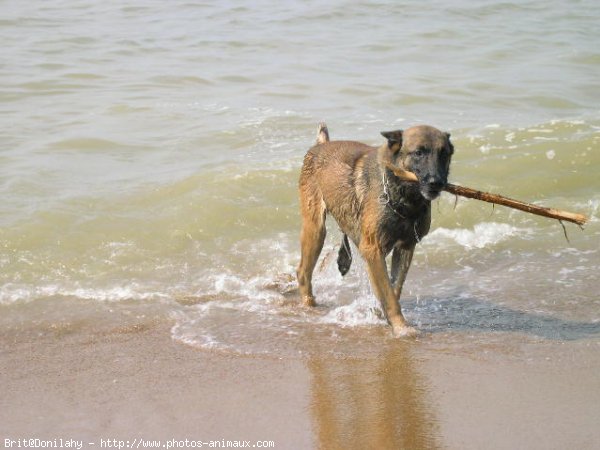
[169,253,390,356]
[423,222,530,249]
[0,283,171,305]
[319,297,385,327]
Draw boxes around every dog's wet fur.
[297,123,453,336]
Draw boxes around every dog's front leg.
[362,248,418,337]
[390,245,415,300]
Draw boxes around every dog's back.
[300,139,377,242]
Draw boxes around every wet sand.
[1,310,599,450]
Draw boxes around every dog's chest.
[378,195,430,253]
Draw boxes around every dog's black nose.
[427,181,445,191]
[420,180,445,200]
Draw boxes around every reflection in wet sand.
[309,342,439,450]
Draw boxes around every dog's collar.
[379,168,422,243]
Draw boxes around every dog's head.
[381,125,454,201]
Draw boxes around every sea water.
[1,0,599,358]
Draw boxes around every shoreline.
[0,317,314,447]
[1,304,599,449]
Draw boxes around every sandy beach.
[2,304,599,450]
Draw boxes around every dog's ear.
[445,132,454,155]
[380,130,403,152]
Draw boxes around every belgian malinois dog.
[297,123,453,336]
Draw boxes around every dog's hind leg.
[390,245,415,300]
[297,185,327,307]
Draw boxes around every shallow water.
[1,0,599,358]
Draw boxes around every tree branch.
[384,162,588,226]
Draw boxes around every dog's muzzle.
[420,181,445,200]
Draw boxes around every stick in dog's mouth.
[385,162,588,226]
[384,162,418,182]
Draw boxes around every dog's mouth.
[419,182,444,201]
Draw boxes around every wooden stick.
[384,162,588,226]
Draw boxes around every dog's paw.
[391,324,420,338]
[301,295,317,307]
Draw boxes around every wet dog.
[297,123,453,336]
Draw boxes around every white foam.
[171,317,227,351]
[203,271,287,305]
[320,296,385,327]
[168,239,390,354]
[424,222,527,249]
[0,283,171,305]
[574,198,599,222]
[534,137,558,141]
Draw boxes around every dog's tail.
[316,122,330,145]
[337,234,352,276]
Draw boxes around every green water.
[1,0,598,354]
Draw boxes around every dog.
[297,123,453,336]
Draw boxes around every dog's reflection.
[308,343,439,450]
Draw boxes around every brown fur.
[297,123,454,336]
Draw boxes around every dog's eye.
[413,148,427,157]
